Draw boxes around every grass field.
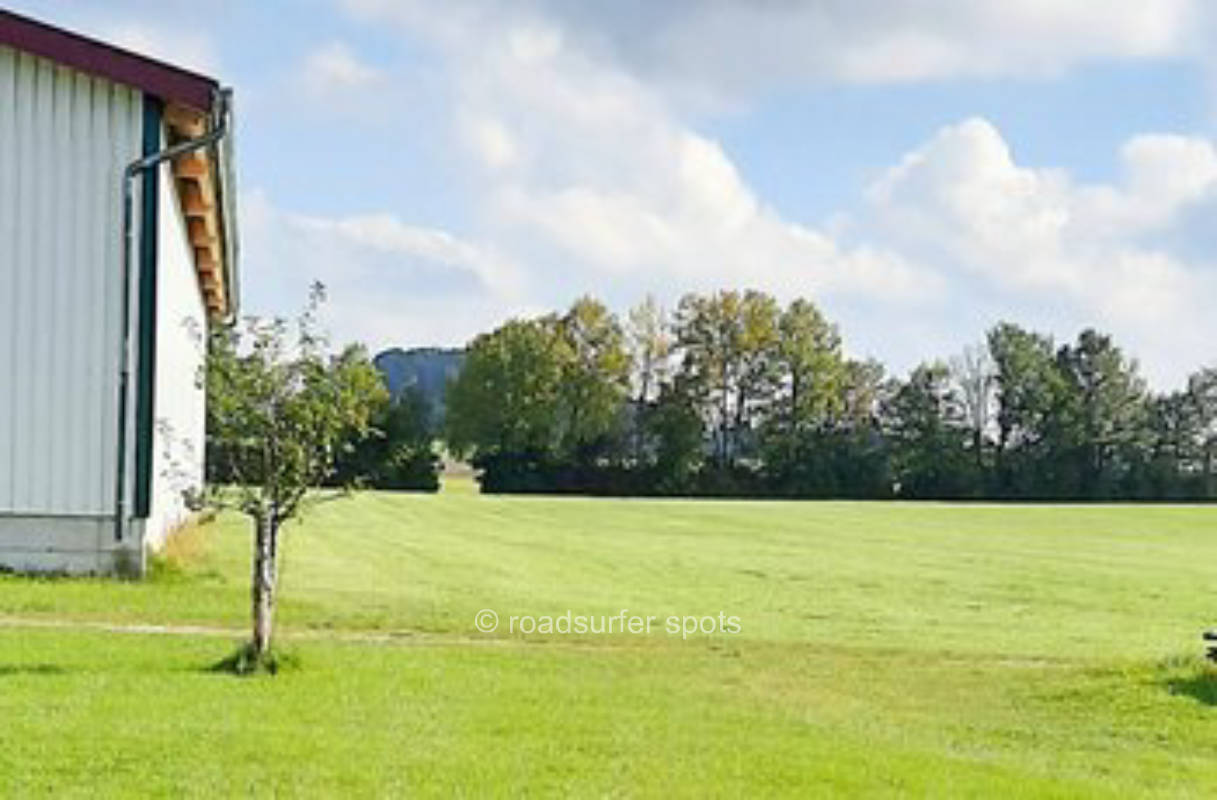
[3,480,1217,796]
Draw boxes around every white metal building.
[0,11,238,573]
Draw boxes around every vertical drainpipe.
[114,89,232,544]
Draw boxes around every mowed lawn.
[3,482,1217,797]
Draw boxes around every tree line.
[441,291,1217,500]
[197,286,1214,669]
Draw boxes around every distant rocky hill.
[372,347,465,422]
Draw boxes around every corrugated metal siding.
[0,45,143,516]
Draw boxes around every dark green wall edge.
[134,95,163,519]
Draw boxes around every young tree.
[206,285,386,668]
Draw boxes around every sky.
[10,0,1217,388]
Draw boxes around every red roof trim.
[0,9,218,111]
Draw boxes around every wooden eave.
[165,103,227,319]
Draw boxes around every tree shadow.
[199,642,300,677]
[1165,671,1217,706]
[0,664,69,677]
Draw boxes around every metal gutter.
[214,92,241,325]
[113,88,234,544]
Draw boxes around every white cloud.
[327,0,1217,387]
[460,115,520,170]
[1078,135,1217,233]
[345,0,1207,104]
[864,117,1217,384]
[418,11,939,307]
[868,118,1075,290]
[238,190,532,352]
[291,212,524,297]
[301,41,382,94]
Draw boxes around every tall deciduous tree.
[206,285,386,668]
[445,301,629,488]
[1141,391,1194,497]
[837,358,888,429]
[760,299,845,489]
[1187,367,1217,495]
[334,387,440,491]
[776,298,843,428]
[1054,329,1147,497]
[949,343,995,475]
[559,296,631,463]
[626,295,673,409]
[734,290,783,441]
[445,316,570,462]
[626,296,673,463]
[674,289,781,468]
[883,362,974,498]
[674,291,739,466]
[986,322,1062,496]
[646,377,705,492]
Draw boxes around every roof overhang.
[163,102,235,320]
[1,9,237,321]
[0,9,217,112]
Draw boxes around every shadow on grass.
[1157,654,1217,706]
[204,643,302,678]
[0,664,69,677]
[1166,672,1217,706]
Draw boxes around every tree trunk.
[996,423,1009,495]
[633,392,646,467]
[251,513,277,660]
[1205,446,1214,499]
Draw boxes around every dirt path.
[0,615,507,647]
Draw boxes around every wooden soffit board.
[166,103,226,318]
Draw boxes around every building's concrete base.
[0,515,146,575]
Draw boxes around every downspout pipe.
[114,88,233,544]
[215,91,241,327]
